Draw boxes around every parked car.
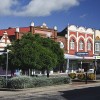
[87,69,94,73]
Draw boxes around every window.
[70,39,75,49]
[59,41,64,48]
[95,43,100,51]
[87,40,92,50]
[79,40,84,50]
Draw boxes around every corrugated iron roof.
[0,27,30,36]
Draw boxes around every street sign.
[75,52,88,57]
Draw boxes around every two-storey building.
[58,25,94,72]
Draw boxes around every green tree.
[0,33,64,77]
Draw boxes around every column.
[66,59,69,73]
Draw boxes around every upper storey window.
[87,40,92,50]
[95,43,100,52]
[79,40,84,50]
[70,39,75,49]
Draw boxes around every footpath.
[0,80,100,97]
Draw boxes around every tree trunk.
[11,70,14,77]
[47,69,49,78]
[29,68,30,76]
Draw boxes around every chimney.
[30,22,35,34]
[54,26,57,41]
[15,27,20,39]
[3,31,8,44]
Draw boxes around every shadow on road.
[0,88,22,91]
[59,86,100,100]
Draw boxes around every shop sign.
[75,52,88,57]
[95,56,100,59]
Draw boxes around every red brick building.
[0,23,95,74]
[58,25,94,72]
[0,22,57,51]
[0,22,58,75]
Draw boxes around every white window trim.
[79,40,84,50]
[95,43,100,52]
[87,41,92,51]
[70,39,75,50]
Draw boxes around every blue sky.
[0,0,100,31]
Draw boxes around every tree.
[36,37,65,72]
[0,33,64,77]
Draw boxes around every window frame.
[87,40,92,51]
[70,39,75,50]
[79,40,84,50]
[95,42,100,52]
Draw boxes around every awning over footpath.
[64,54,95,60]
[64,54,83,59]
[0,52,3,55]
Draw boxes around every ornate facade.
[0,22,100,74]
[58,25,96,72]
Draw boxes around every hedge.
[7,76,71,89]
[0,77,6,88]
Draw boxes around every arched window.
[70,39,75,49]
[79,40,84,50]
[87,40,92,50]
[59,41,64,49]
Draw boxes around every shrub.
[31,77,53,87]
[77,73,85,80]
[7,76,71,89]
[87,73,95,80]
[8,76,33,89]
[0,77,6,88]
[68,73,76,79]
[50,77,70,85]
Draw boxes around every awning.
[0,52,3,55]
[64,54,94,60]
[84,57,94,59]
[64,54,83,59]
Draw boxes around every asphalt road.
[0,84,100,100]
[96,74,100,80]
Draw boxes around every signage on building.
[95,56,100,59]
[75,52,89,57]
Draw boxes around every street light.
[81,61,82,71]
[94,56,97,80]
[6,49,10,86]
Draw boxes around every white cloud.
[0,0,18,15]
[80,14,87,18]
[0,0,80,17]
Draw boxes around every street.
[0,83,100,100]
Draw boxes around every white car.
[88,69,94,73]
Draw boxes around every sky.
[0,0,100,31]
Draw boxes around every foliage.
[87,73,95,80]
[68,73,76,79]
[31,77,53,87]
[7,76,33,89]
[7,76,71,89]
[0,77,6,88]
[77,73,85,80]
[50,77,71,85]
[0,33,64,77]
